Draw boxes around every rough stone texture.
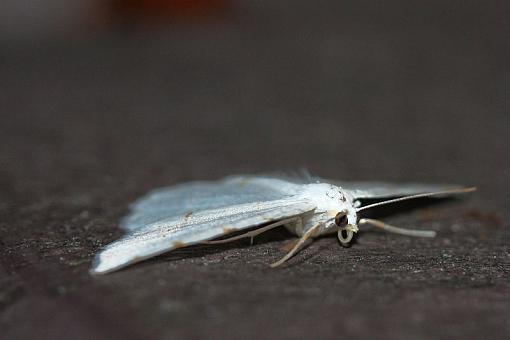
[1,1,509,339]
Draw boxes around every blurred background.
[1,1,510,339]
[2,0,509,206]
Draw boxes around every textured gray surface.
[1,1,509,339]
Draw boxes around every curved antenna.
[356,187,476,213]
[359,218,436,238]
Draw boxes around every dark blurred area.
[2,1,509,194]
[1,1,509,339]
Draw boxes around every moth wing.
[326,180,464,199]
[121,176,302,231]
[91,198,315,274]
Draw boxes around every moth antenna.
[359,218,436,238]
[270,223,321,268]
[356,187,476,213]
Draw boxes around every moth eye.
[335,212,348,227]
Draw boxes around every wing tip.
[89,256,115,275]
[89,245,134,275]
[89,257,134,275]
[89,262,108,276]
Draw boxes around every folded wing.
[91,198,315,274]
[121,176,303,231]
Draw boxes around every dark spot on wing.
[173,241,186,248]
[222,227,238,234]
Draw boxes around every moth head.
[334,210,358,245]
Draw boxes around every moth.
[90,174,475,274]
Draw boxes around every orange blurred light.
[110,0,228,22]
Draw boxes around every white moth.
[90,174,475,274]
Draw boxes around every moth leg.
[270,223,321,268]
[202,216,301,245]
[358,218,436,238]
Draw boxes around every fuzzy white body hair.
[289,183,357,236]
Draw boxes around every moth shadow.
[149,226,295,264]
